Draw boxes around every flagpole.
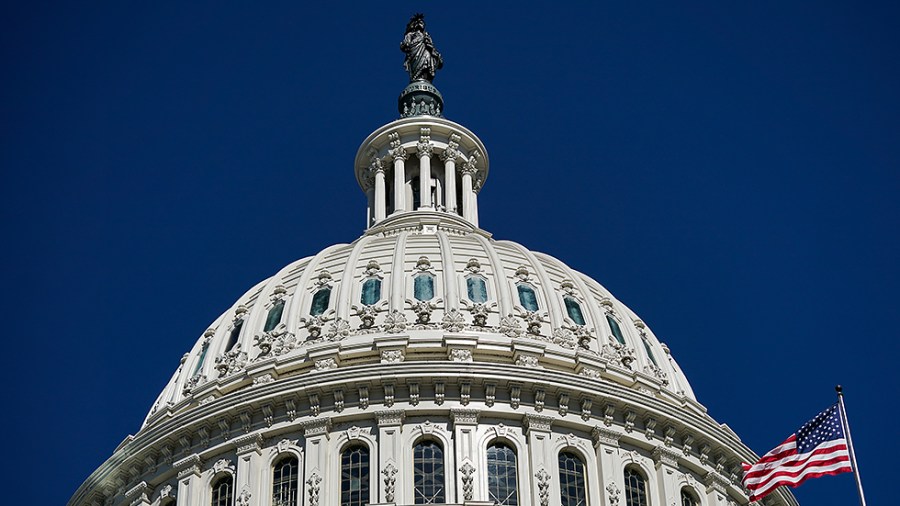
[835,385,867,506]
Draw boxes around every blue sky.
[2,2,897,504]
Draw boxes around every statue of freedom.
[400,14,443,83]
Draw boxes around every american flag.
[741,403,853,500]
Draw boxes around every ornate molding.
[173,454,201,479]
[652,446,680,468]
[523,413,553,433]
[460,461,475,501]
[380,349,404,363]
[307,473,322,506]
[535,468,551,506]
[300,418,332,438]
[375,409,405,426]
[450,408,479,425]
[234,433,263,455]
[592,426,621,447]
[382,463,398,502]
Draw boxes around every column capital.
[233,432,263,456]
[174,454,202,479]
[299,418,332,438]
[591,425,622,447]
[376,409,406,426]
[451,408,480,426]
[417,127,434,158]
[388,131,408,161]
[369,156,387,175]
[652,446,680,468]
[523,413,554,434]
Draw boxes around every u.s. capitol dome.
[71,15,798,506]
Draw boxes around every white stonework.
[69,37,799,506]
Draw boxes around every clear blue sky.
[2,2,897,504]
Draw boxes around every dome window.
[606,314,626,345]
[272,455,299,506]
[263,299,285,332]
[310,287,331,316]
[466,276,488,303]
[211,475,233,506]
[641,335,659,367]
[361,278,382,306]
[487,443,519,506]
[413,440,445,504]
[516,283,539,312]
[414,274,435,301]
[563,296,586,325]
[224,320,243,352]
[624,467,648,506]
[341,445,370,506]
[192,342,210,376]
[558,451,587,506]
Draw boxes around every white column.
[440,137,459,215]
[524,414,554,506]
[471,176,482,227]
[592,426,625,506]
[376,410,405,504]
[301,419,332,506]
[652,446,681,506]
[461,162,475,222]
[372,158,387,223]
[451,409,480,503]
[234,434,264,506]
[417,128,434,209]
[173,454,203,506]
[389,132,407,213]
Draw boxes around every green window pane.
[564,297,585,325]
[361,278,381,306]
[517,284,538,312]
[642,337,658,366]
[310,288,331,316]
[414,274,434,301]
[225,320,243,351]
[264,299,285,332]
[467,277,488,303]
[607,315,625,345]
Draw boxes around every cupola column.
[441,133,460,215]
[417,128,434,208]
[371,158,387,222]
[389,132,408,213]
[461,158,477,224]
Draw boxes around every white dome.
[144,208,696,429]
[71,39,799,505]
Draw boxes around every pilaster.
[523,414,554,506]
[451,408,480,502]
[376,409,405,504]
[173,454,202,506]
[300,418,332,506]
[234,433,264,506]
[652,446,681,506]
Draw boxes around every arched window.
[466,276,488,303]
[414,274,435,301]
[558,452,587,506]
[641,335,659,367]
[225,320,243,351]
[516,284,539,312]
[624,468,648,506]
[192,342,210,376]
[564,297,586,325]
[272,456,299,506]
[487,442,519,506]
[606,314,626,345]
[413,440,445,504]
[310,287,331,316]
[341,445,370,506]
[264,299,286,332]
[211,475,233,506]
[681,488,699,506]
[361,278,382,306]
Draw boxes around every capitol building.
[70,15,799,506]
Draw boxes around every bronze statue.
[401,14,443,83]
